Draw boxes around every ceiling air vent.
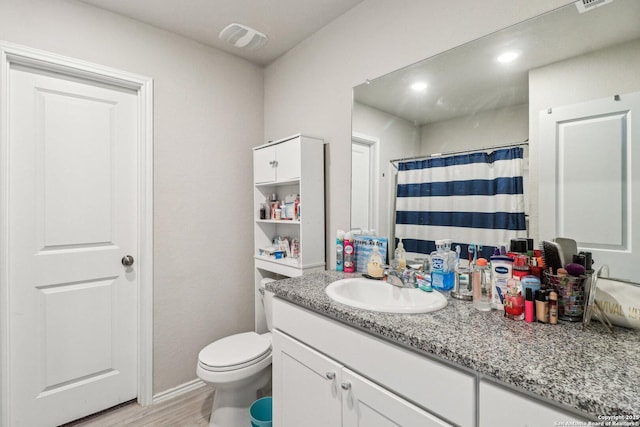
[575,0,614,13]
[219,23,268,50]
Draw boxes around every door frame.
[0,41,154,423]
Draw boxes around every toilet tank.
[260,278,276,331]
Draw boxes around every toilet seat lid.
[199,332,271,370]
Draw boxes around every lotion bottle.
[394,238,407,271]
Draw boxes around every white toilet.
[197,279,274,427]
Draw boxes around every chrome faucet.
[384,267,418,288]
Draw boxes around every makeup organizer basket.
[544,272,586,322]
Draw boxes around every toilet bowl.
[197,279,274,427]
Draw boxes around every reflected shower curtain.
[395,147,526,256]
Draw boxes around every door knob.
[341,381,351,391]
[121,255,134,267]
[325,371,336,380]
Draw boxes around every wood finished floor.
[62,385,215,427]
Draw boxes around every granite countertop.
[265,270,640,419]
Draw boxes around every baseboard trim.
[152,379,207,405]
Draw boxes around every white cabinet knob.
[325,371,336,380]
[341,381,351,391]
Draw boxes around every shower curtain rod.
[389,139,529,169]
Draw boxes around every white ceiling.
[79,0,365,65]
[354,0,640,125]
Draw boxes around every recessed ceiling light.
[497,51,520,63]
[411,82,428,92]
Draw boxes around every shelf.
[254,178,300,188]
[254,255,325,277]
[256,219,300,225]
[255,255,303,277]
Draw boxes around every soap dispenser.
[367,243,384,278]
[393,238,407,271]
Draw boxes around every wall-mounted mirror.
[351,0,640,279]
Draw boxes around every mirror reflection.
[351,0,640,279]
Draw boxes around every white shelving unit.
[253,134,325,332]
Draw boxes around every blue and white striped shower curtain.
[395,147,526,256]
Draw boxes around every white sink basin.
[325,277,447,314]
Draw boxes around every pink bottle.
[343,232,355,273]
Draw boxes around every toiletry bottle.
[535,290,549,323]
[294,195,300,220]
[444,239,457,271]
[504,278,524,320]
[367,243,384,278]
[336,230,345,272]
[291,238,300,259]
[431,241,454,291]
[394,238,407,271]
[472,258,491,311]
[525,288,534,323]
[490,255,513,310]
[280,201,287,219]
[343,232,355,273]
[549,290,558,324]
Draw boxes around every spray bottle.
[336,230,345,271]
[343,232,355,273]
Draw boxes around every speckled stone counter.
[265,270,640,419]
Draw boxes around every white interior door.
[351,140,373,232]
[7,64,139,426]
[539,92,640,280]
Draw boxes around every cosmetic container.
[549,290,558,324]
[525,288,534,323]
[504,278,524,320]
[535,290,549,323]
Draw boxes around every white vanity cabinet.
[273,330,451,427]
[341,368,452,427]
[253,134,325,333]
[478,380,587,427]
[272,298,475,426]
[272,329,342,427]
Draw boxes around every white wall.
[0,0,263,394]
[420,104,528,154]
[352,102,419,243]
[264,0,572,269]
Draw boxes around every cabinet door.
[275,138,301,181]
[342,368,452,427]
[479,381,586,427]
[254,145,276,184]
[272,330,342,427]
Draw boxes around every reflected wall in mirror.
[352,0,640,279]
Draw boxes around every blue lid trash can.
[250,396,272,427]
